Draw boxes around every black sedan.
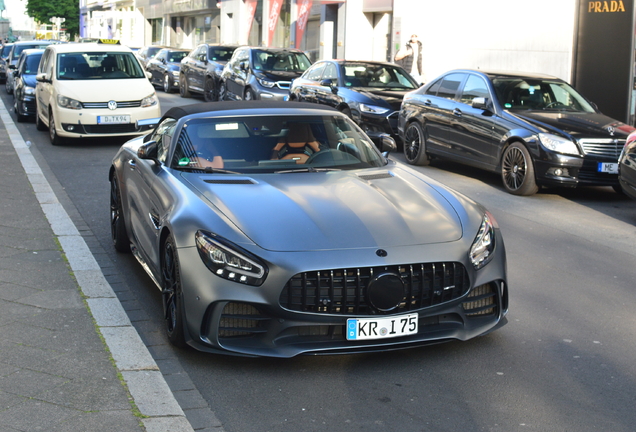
[399,69,635,195]
[618,130,636,200]
[179,44,238,101]
[109,101,508,357]
[12,48,44,122]
[289,60,419,144]
[146,48,189,93]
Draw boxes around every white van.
[35,41,161,145]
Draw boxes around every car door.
[35,47,54,125]
[147,49,164,86]
[295,62,325,102]
[190,45,208,92]
[450,73,499,169]
[226,48,249,99]
[315,62,342,108]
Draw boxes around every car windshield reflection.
[492,78,596,112]
[252,50,311,73]
[170,115,385,173]
[343,62,419,90]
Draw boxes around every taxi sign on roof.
[97,39,120,44]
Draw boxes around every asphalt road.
[5,90,636,432]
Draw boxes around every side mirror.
[145,71,152,80]
[472,97,490,111]
[377,133,397,155]
[239,61,248,71]
[137,140,160,164]
[8,64,16,70]
[36,73,51,83]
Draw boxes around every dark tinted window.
[23,53,43,74]
[208,47,235,62]
[437,73,464,100]
[425,78,442,95]
[460,75,490,104]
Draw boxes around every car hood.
[511,110,634,139]
[167,62,181,70]
[352,88,411,111]
[183,169,463,252]
[258,70,304,82]
[52,78,156,101]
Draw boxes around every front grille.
[219,302,269,338]
[462,283,497,316]
[81,124,139,134]
[276,81,291,90]
[81,100,142,109]
[279,262,469,316]
[578,138,625,158]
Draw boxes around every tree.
[26,0,79,40]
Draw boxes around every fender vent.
[203,179,255,185]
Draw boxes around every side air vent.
[203,179,256,185]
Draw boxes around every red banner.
[267,0,284,47]
[295,0,313,49]
[244,0,258,44]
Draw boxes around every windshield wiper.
[175,166,241,174]
[275,167,341,174]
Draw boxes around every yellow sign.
[588,1,626,12]
[98,39,121,44]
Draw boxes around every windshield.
[170,115,385,173]
[1,44,12,59]
[22,54,43,75]
[492,77,596,112]
[57,52,146,80]
[209,47,234,62]
[167,51,187,63]
[13,43,50,60]
[343,62,419,90]
[252,50,311,73]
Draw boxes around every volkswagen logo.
[606,126,615,136]
[108,100,118,110]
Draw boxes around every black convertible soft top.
[160,100,338,124]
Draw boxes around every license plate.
[346,313,418,341]
[598,162,618,174]
[98,115,131,124]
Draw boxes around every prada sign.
[588,1,627,12]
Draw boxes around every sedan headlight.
[141,92,158,108]
[360,103,390,114]
[469,212,497,270]
[171,70,180,77]
[256,77,276,88]
[57,95,82,110]
[24,86,36,96]
[195,230,267,286]
[538,133,580,155]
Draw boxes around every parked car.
[220,46,311,102]
[618,130,636,200]
[0,43,14,83]
[399,69,635,195]
[289,60,419,145]
[179,44,238,101]
[12,48,44,122]
[108,100,508,357]
[35,41,160,145]
[5,40,56,94]
[136,45,166,69]
[146,48,189,93]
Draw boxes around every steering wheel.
[545,101,564,109]
[305,149,360,165]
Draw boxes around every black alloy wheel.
[48,111,63,146]
[35,104,47,131]
[218,82,227,101]
[179,75,191,98]
[203,77,217,102]
[161,236,187,348]
[403,122,430,166]
[110,176,131,253]
[5,78,12,95]
[163,74,172,93]
[501,142,539,196]
[14,97,27,123]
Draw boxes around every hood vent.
[203,179,256,185]
[357,172,393,181]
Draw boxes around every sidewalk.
[0,104,193,431]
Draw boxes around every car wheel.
[179,75,191,98]
[35,104,47,131]
[161,235,187,348]
[244,87,256,101]
[5,79,12,95]
[218,82,227,101]
[110,175,131,253]
[501,142,539,196]
[48,111,64,146]
[403,122,430,166]
[163,74,172,93]
[203,77,217,102]
[14,97,27,123]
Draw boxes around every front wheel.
[243,87,256,101]
[49,111,64,146]
[162,236,187,348]
[218,82,227,101]
[179,75,191,98]
[110,175,131,253]
[203,77,217,102]
[5,79,12,95]
[163,74,173,93]
[35,104,47,131]
[501,142,539,196]
[14,98,27,123]
[403,122,430,166]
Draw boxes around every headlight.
[469,211,497,270]
[171,70,180,77]
[195,230,268,286]
[141,92,158,108]
[24,86,35,95]
[360,103,390,114]
[256,77,276,88]
[57,95,82,110]
[538,133,580,155]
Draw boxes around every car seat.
[271,123,321,163]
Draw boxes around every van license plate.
[98,115,131,124]
[346,313,418,341]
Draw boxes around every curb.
[0,102,195,432]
